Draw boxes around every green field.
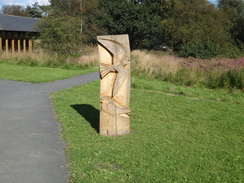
[0,63,98,83]
[51,78,244,183]
[1,63,243,182]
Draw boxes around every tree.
[49,0,82,16]
[47,0,106,44]
[36,0,84,55]
[1,5,29,16]
[162,0,233,58]
[218,0,244,44]
[98,0,164,50]
[81,0,107,44]
[36,15,82,55]
[137,0,176,18]
[26,2,43,18]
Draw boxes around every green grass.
[132,77,244,105]
[51,77,244,183]
[0,63,98,83]
[2,62,242,182]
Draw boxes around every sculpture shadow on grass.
[71,104,99,133]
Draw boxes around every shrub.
[219,43,244,58]
[217,69,244,90]
[36,15,83,56]
[179,42,220,59]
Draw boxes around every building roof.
[0,14,39,32]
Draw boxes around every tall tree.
[137,0,176,18]
[218,0,244,44]
[98,0,164,49]
[81,0,107,44]
[162,0,233,58]
[26,2,43,18]
[36,15,82,55]
[37,0,102,55]
[49,0,82,16]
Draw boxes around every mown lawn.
[51,78,244,183]
[0,63,98,83]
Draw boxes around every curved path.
[0,72,99,183]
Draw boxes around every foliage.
[0,3,43,18]
[0,46,99,69]
[81,0,107,44]
[98,0,164,49]
[37,0,105,55]
[2,0,242,58]
[34,0,82,56]
[46,0,164,49]
[218,43,244,58]
[213,69,244,90]
[131,50,244,90]
[0,5,29,16]
[218,0,244,45]
[36,15,83,56]
[26,2,43,18]
[140,66,244,91]
[22,0,243,58]
[162,0,233,58]
[179,42,221,59]
[49,0,82,17]
[50,79,244,182]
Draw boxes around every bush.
[36,15,83,56]
[98,0,163,50]
[219,43,244,58]
[162,0,234,59]
[179,42,220,59]
[217,69,244,90]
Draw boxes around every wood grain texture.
[98,35,131,136]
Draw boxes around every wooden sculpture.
[97,35,131,136]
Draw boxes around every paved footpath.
[0,72,99,183]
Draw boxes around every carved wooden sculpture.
[97,35,131,136]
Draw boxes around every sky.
[0,0,218,8]
[208,0,218,4]
[0,0,50,7]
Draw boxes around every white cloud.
[35,0,50,6]
[22,0,50,6]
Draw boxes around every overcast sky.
[0,0,218,8]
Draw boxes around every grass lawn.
[51,78,244,183]
[0,63,98,83]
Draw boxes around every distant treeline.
[2,0,243,58]
[0,2,43,18]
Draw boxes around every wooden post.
[0,36,2,52]
[18,39,21,53]
[23,39,26,53]
[28,40,32,52]
[98,35,131,136]
[5,39,8,53]
[12,39,15,53]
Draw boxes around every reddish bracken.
[181,57,244,72]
